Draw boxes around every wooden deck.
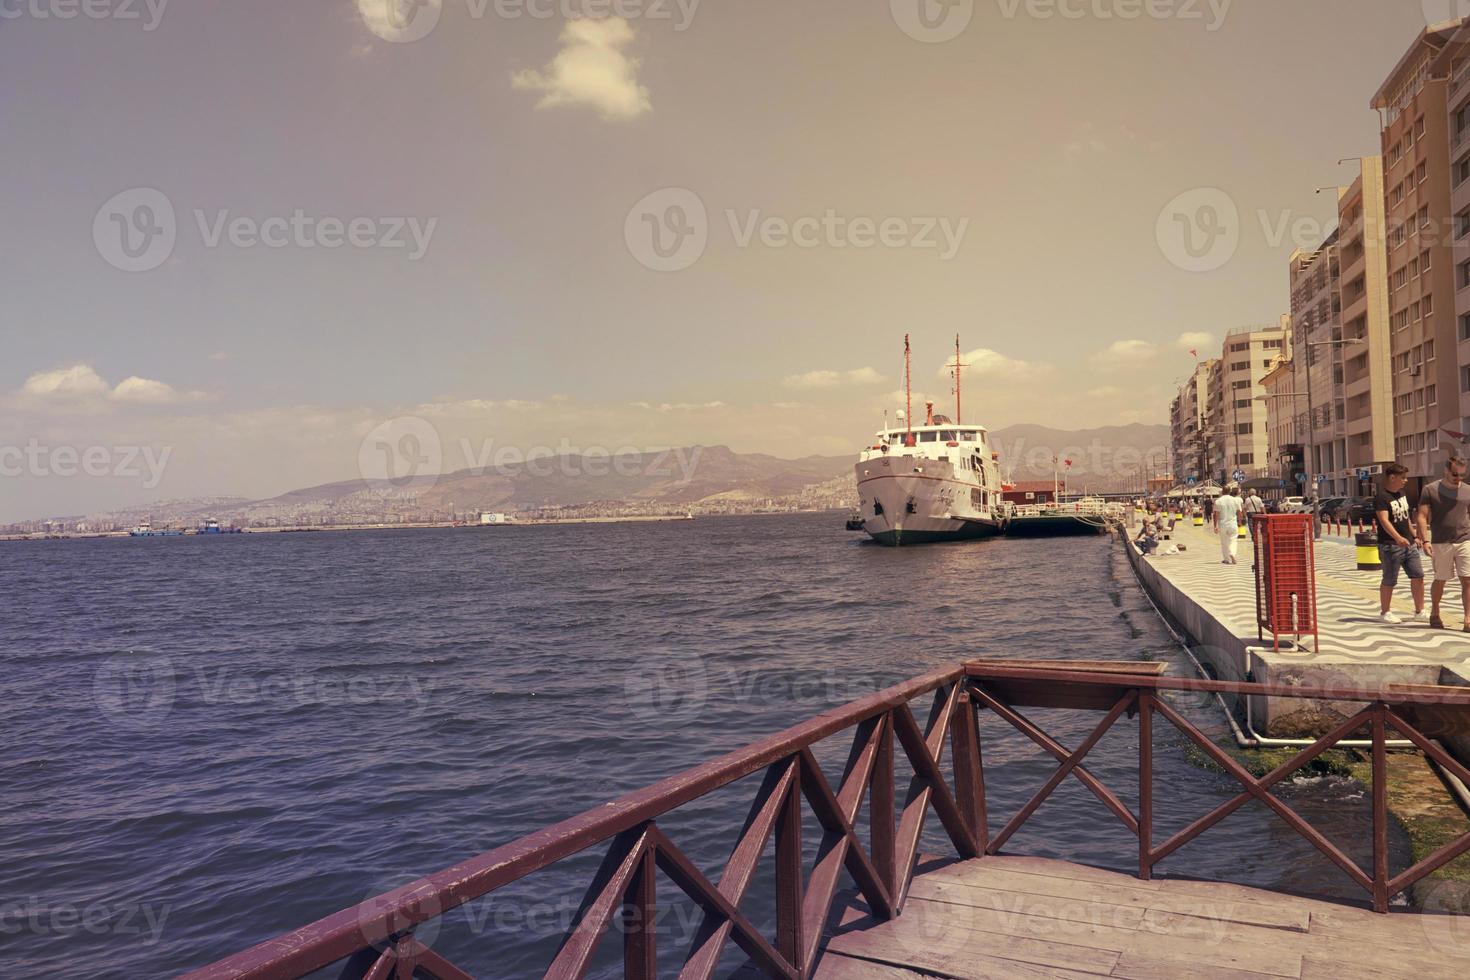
[813,855,1470,979]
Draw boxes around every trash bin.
[1356,530,1381,572]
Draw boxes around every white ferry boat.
[854,336,1009,546]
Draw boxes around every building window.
[1462,365,1470,393]
[1428,384,1437,407]
[1458,209,1470,240]
[1422,249,1433,273]
[1236,422,1253,435]
[1460,313,1470,342]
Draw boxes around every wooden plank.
[906,876,1148,931]
[1109,930,1304,979]
[938,854,1162,889]
[966,659,1169,676]
[826,923,1119,977]
[919,863,1311,932]
[811,952,940,980]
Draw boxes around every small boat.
[195,518,242,535]
[1007,497,1113,537]
[845,509,865,531]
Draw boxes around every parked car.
[1280,496,1306,513]
[1327,496,1376,525]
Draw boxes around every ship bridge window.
[961,430,978,441]
[939,430,957,442]
[920,431,939,443]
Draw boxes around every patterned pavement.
[1139,521,1470,666]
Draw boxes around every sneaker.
[1379,611,1402,624]
[1411,609,1429,622]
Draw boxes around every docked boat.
[128,521,183,537]
[195,518,242,535]
[854,336,1009,546]
[1006,497,1113,537]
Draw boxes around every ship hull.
[855,464,1005,547]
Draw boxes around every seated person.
[1135,528,1159,555]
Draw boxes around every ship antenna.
[904,334,913,446]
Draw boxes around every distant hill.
[989,423,1171,491]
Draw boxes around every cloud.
[16,365,206,406]
[1086,386,1122,399]
[1092,340,1157,368]
[21,364,110,398]
[512,17,651,121]
[942,349,1047,381]
[783,367,884,389]
[1176,332,1215,352]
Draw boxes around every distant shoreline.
[0,510,841,542]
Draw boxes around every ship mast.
[949,334,967,425]
[904,334,913,446]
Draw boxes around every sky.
[0,0,1454,521]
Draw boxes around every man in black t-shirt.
[1374,463,1425,624]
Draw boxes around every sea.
[0,512,1400,978]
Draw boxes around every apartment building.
[1170,358,1215,483]
[1372,21,1467,482]
[1259,355,1299,488]
[1288,232,1349,495]
[1336,158,1397,488]
[1431,34,1470,462]
[1208,324,1290,483]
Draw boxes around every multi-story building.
[1337,157,1397,490]
[1208,324,1290,483]
[1431,33,1470,463]
[1372,20,1467,484]
[1259,354,1299,489]
[1170,358,1215,483]
[1289,233,1348,495]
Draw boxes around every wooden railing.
[183,661,1470,980]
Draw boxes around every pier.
[185,661,1470,979]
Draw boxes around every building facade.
[1170,358,1215,484]
[1208,324,1289,484]
[1431,35,1470,462]
[1337,158,1397,488]
[1259,355,1299,489]
[1373,22,1466,482]
[1289,234,1349,495]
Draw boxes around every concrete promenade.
[1124,519,1470,742]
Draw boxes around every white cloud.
[21,364,110,398]
[512,17,651,121]
[1086,386,1122,399]
[16,365,206,407]
[1176,332,1215,353]
[783,367,884,389]
[1092,340,1157,368]
[942,349,1047,381]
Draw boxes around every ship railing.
[182,661,1470,980]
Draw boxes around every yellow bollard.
[1356,532,1381,572]
[1193,514,1204,527]
[1237,522,1247,539]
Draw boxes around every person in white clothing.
[1213,485,1244,564]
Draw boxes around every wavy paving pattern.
[1140,523,1470,665]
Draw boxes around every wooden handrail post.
[871,713,896,914]
[623,847,657,980]
[951,686,987,858]
[1372,703,1389,913]
[1138,688,1153,882]
[776,760,805,976]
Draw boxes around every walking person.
[1417,456,1470,630]
[1213,484,1243,564]
[1374,463,1426,624]
[1242,487,1266,545]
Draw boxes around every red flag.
[1444,427,1468,441]
[1064,459,1073,468]
[1189,348,1198,358]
